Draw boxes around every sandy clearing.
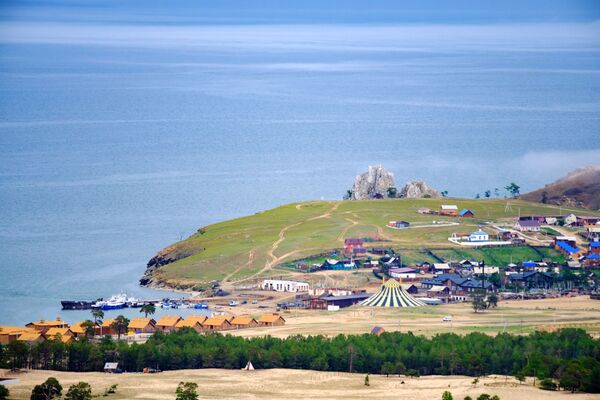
[1,368,598,400]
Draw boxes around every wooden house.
[26,319,68,334]
[0,326,36,345]
[100,319,117,336]
[440,205,458,216]
[44,327,74,343]
[69,321,101,338]
[155,316,183,333]
[17,331,45,345]
[175,318,204,333]
[459,209,474,218]
[127,318,157,334]
[257,314,286,327]
[514,219,541,232]
[230,316,259,329]
[202,316,232,332]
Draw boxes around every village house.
[427,285,451,301]
[417,208,431,215]
[554,236,577,248]
[262,279,309,292]
[155,316,183,333]
[69,321,101,338]
[564,214,578,226]
[583,253,600,268]
[258,314,286,327]
[202,316,232,332]
[17,331,45,345]
[508,271,554,289]
[585,224,600,241]
[100,319,117,336]
[555,241,586,260]
[26,319,68,334]
[440,205,458,216]
[388,267,417,279]
[388,220,410,228]
[230,316,259,329]
[44,327,74,343]
[469,229,489,242]
[514,219,541,232]
[589,242,600,256]
[128,318,157,334]
[421,273,496,294]
[175,317,205,333]
[432,263,451,274]
[0,326,36,345]
[459,209,474,218]
[402,283,419,294]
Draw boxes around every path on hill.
[222,249,256,284]
[337,218,358,243]
[245,202,341,281]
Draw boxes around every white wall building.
[469,229,489,242]
[262,279,309,292]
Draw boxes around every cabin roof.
[18,331,44,341]
[156,315,182,327]
[230,316,257,325]
[258,314,285,323]
[129,318,156,329]
[203,317,232,326]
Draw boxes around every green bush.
[65,382,92,400]
[0,384,9,400]
[540,378,557,391]
[31,377,62,400]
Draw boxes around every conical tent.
[243,361,255,370]
[361,279,426,307]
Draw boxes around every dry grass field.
[3,368,600,400]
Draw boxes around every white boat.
[100,293,127,310]
[92,293,127,310]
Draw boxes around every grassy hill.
[144,198,599,289]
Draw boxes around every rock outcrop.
[521,165,600,210]
[350,165,395,200]
[399,181,440,199]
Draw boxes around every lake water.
[1,2,600,325]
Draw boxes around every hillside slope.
[141,198,599,290]
[521,165,600,210]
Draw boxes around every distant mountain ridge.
[521,165,600,210]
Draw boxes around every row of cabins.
[127,314,286,334]
[0,314,286,345]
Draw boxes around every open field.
[2,368,599,400]
[223,296,600,338]
[148,198,597,287]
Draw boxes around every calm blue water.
[1,2,600,325]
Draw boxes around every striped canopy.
[361,279,426,307]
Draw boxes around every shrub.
[65,382,92,400]
[540,378,557,391]
[0,384,9,400]
[442,391,453,400]
[175,382,198,400]
[31,377,62,400]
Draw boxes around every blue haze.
[0,1,600,324]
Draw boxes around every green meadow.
[150,198,596,287]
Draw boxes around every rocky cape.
[347,165,439,200]
[521,165,600,210]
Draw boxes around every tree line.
[1,328,599,393]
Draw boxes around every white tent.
[243,361,255,371]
